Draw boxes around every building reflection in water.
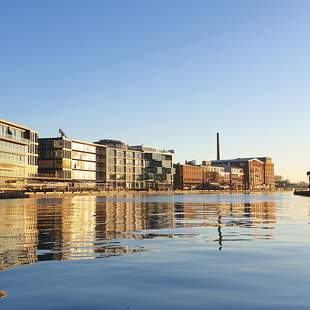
[0,199,38,270]
[177,201,276,250]
[0,196,276,270]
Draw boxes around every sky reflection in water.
[0,193,310,309]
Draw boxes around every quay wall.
[0,189,292,200]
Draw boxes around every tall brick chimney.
[217,132,220,160]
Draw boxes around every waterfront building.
[174,163,203,189]
[0,119,38,186]
[38,137,107,186]
[211,157,275,190]
[39,135,174,190]
[38,137,72,179]
[228,166,244,189]
[201,164,230,188]
[71,139,106,183]
[95,140,144,190]
[131,145,174,190]
[174,160,244,190]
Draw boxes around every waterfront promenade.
[0,188,291,200]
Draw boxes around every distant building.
[174,163,203,189]
[0,119,38,185]
[202,164,228,187]
[228,166,244,189]
[211,157,275,190]
[174,161,244,190]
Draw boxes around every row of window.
[72,151,96,162]
[72,170,96,180]
[0,152,27,165]
[72,142,96,154]
[72,160,96,171]
[107,174,144,181]
[39,139,72,150]
[0,124,24,141]
[0,140,27,154]
[38,168,71,179]
[107,166,143,174]
[0,166,26,177]
[107,149,143,159]
[39,150,71,159]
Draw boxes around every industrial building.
[174,163,203,189]
[211,157,275,190]
[173,160,244,190]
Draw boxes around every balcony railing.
[0,132,30,144]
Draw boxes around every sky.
[0,0,309,181]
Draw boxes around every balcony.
[0,132,30,144]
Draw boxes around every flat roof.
[131,145,174,154]
[39,136,106,148]
[0,119,38,133]
[211,158,265,164]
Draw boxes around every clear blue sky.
[1,0,309,181]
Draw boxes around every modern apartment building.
[39,135,174,190]
[95,140,144,190]
[38,137,106,185]
[38,137,72,179]
[132,146,174,190]
[0,119,38,184]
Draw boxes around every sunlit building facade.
[38,137,106,184]
[95,140,144,190]
[0,119,38,185]
[211,157,275,190]
[38,137,72,179]
[174,163,203,189]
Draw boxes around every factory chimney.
[217,132,220,160]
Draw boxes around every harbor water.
[0,192,310,309]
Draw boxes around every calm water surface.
[0,193,310,309]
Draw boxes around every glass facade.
[38,138,72,179]
[38,138,105,183]
[0,120,38,180]
[143,150,174,190]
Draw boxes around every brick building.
[211,157,275,190]
[174,163,203,189]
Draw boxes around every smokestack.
[217,132,220,160]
